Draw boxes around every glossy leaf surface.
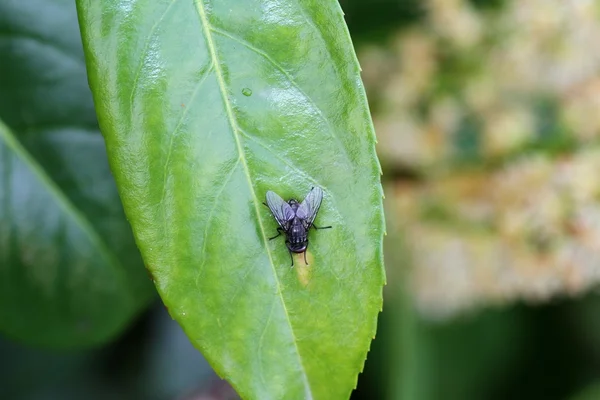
[78,0,385,398]
[0,0,154,348]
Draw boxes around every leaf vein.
[193,2,313,397]
[210,26,340,143]
[257,301,276,389]
[128,0,179,119]
[194,158,240,287]
[160,60,215,206]
[238,128,330,193]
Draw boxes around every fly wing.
[266,191,295,228]
[296,186,324,227]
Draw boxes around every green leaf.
[0,0,154,348]
[77,0,385,398]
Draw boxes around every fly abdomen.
[289,220,307,244]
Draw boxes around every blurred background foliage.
[360,0,600,318]
[3,0,600,399]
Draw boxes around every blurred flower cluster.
[359,0,600,317]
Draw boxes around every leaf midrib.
[0,118,132,303]
[192,1,313,396]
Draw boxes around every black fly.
[263,187,332,266]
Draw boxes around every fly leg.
[302,241,309,265]
[285,241,294,267]
[312,224,332,230]
[269,227,284,240]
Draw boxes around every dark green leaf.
[78,0,385,398]
[0,0,154,348]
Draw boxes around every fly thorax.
[288,199,300,211]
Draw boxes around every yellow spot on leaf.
[296,252,312,287]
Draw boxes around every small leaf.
[0,0,154,348]
[78,0,385,398]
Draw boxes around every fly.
[263,186,332,266]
